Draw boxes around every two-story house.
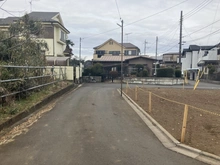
[0,12,70,66]
[161,52,179,68]
[181,44,220,80]
[93,38,140,59]
[93,39,156,76]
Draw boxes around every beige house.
[0,12,82,81]
[0,12,70,65]
[93,38,140,59]
[161,52,179,68]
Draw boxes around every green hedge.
[157,68,174,77]
[175,69,182,77]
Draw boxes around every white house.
[181,44,220,80]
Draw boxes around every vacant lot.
[125,87,220,156]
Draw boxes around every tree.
[1,14,48,66]
[135,64,144,73]
[109,71,118,82]
[91,63,104,76]
[0,14,48,96]
[208,64,215,75]
[64,39,74,57]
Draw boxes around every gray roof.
[0,17,19,25]
[28,12,59,22]
[120,43,139,49]
[0,12,59,25]
[189,45,214,51]
[0,12,69,33]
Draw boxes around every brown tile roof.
[93,55,154,62]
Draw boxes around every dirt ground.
[124,87,220,156]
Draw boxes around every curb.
[119,89,220,165]
[0,83,81,132]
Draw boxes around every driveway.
[0,83,207,165]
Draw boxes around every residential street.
[0,83,207,165]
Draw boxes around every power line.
[115,0,121,20]
[125,0,188,26]
[184,0,210,16]
[158,43,179,55]
[0,0,7,7]
[0,7,17,17]
[183,24,194,41]
[82,0,188,40]
[206,0,220,44]
[183,18,220,37]
[186,28,220,43]
[184,0,213,19]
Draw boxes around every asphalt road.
[0,83,207,165]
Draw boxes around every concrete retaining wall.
[124,77,184,85]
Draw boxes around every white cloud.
[1,0,220,60]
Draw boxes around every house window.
[109,51,120,55]
[124,50,137,55]
[203,50,209,57]
[163,57,170,61]
[96,50,105,58]
[109,41,113,45]
[218,49,220,55]
[60,31,65,42]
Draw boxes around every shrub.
[157,68,174,77]
[175,69,181,77]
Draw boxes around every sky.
[0,0,220,60]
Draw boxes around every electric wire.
[159,43,179,55]
[125,0,188,27]
[183,18,220,37]
[83,0,188,40]
[0,7,17,17]
[186,28,220,43]
[0,0,7,7]
[206,0,220,44]
[115,0,121,20]
[183,24,194,41]
[184,0,213,19]
[184,0,210,17]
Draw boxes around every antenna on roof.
[125,33,132,42]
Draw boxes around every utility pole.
[144,40,147,55]
[79,37,81,83]
[179,11,183,66]
[154,36,158,76]
[117,20,123,96]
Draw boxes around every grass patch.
[0,81,70,125]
